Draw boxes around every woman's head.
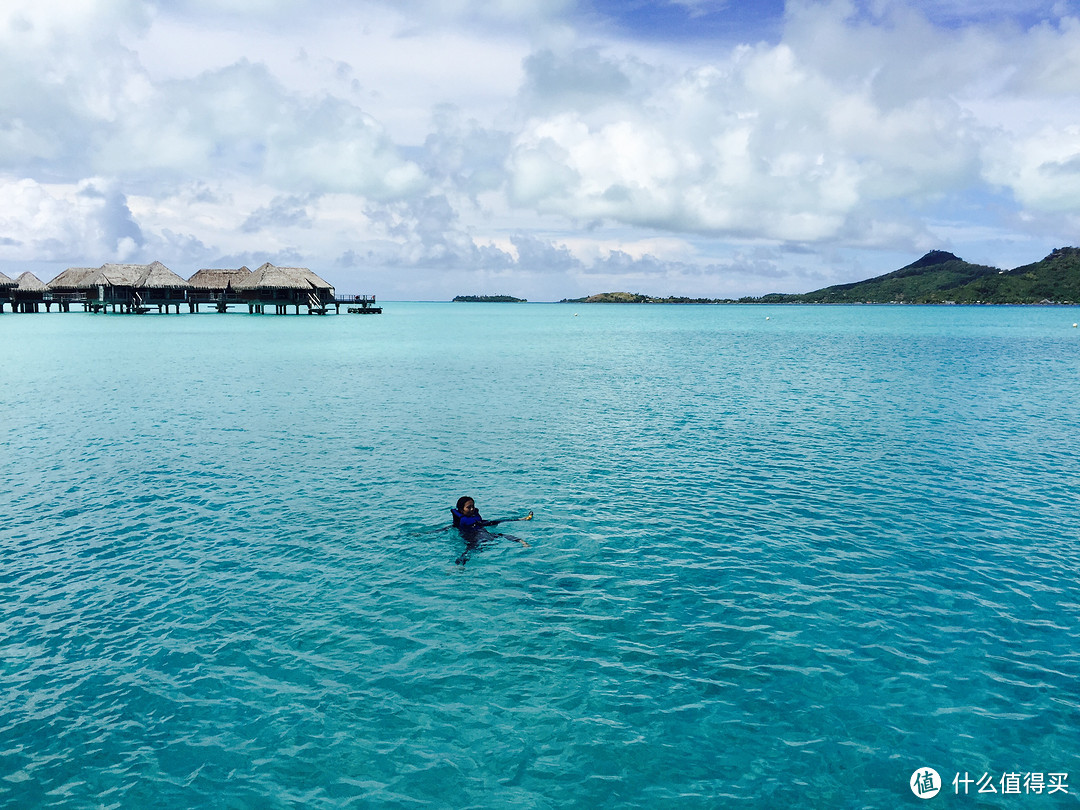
[453,496,477,527]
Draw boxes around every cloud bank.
[2,0,1079,298]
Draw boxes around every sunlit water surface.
[2,304,1078,808]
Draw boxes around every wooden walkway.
[1,292,382,315]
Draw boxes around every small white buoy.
[765,316,770,320]
[574,313,579,317]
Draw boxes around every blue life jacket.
[451,508,485,530]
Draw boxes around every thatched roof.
[60,261,184,289]
[15,272,48,292]
[61,263,144,289]
[232,262,333,291]
[0,270,15,289]
[135,261,191,289]
[47,267,98,290]
[94,263,146,287]
[187,266,251,289]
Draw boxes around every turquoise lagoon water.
[1,303,1078,808]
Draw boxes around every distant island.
[452,295,527,302]
[561,247,1080,305]
[560,292,736,304]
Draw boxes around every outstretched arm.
[482,511,533,527]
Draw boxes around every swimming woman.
[452,497,529,565]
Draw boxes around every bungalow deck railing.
[7,288,382,315]
[187,290,245,302]
[44,291,89,302]
[332,294,378,305]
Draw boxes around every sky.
[2,0,1079,300]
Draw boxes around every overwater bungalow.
[46,267,98,311]
[133,261,192,313]
[56,261,190,313]
[11,272,48,313]
[70,263,145,312]
[0,270,16,313]
[187,266,251,312]
[232,262,336,314]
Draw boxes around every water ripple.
[2,306,1079,808]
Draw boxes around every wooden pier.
[336,295,383,314]
[0,262,381,316]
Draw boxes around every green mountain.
[955,247,1080,304]
[748,247,1080,304]
[561,248,1080,305]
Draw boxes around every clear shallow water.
[2,304,1078,808]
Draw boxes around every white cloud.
[984,125,1080,212]
[557,235,697,264]
[505,38,963,243]
[134,3,531,143]
[501,0,1080,262]
[0,177,144,262]
[3,0,1080,298]
[385,0,575,27]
